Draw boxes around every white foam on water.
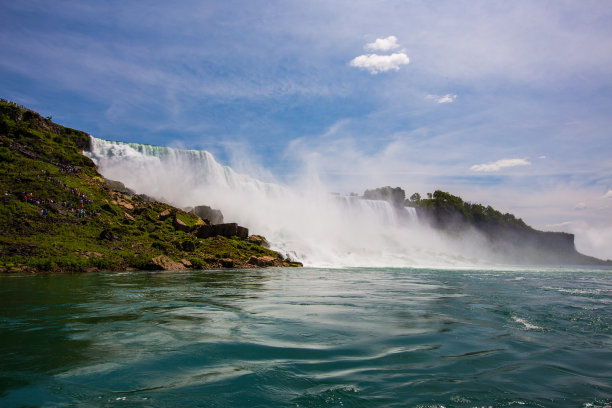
[511,316,543,330]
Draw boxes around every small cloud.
[350,52,410,74]
[574,202,587,210]
[365,36,400,52]
[604,190,612,199]
[538,155,547,159]
[426,94,457,104]
[470,158,531,172]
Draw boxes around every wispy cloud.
[364,35,400,52]
[350,53,410,74]
[426,94,457,104]
[470,158,531,173]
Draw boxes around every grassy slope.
[0,100,300,272]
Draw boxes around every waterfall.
[85,137,480,267]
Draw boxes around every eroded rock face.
[147,255,187,270]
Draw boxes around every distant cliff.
[0,100,301,273]
[366,187,610,266]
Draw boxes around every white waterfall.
[85,137,484,267]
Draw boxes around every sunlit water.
[1,267,611,407]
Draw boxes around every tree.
[410,192,421,202]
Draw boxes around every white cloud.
[349,52,410,74]
[470,158,531,172]
[604,190,612,199]
[365,36,400,52]
[426,94,457,104]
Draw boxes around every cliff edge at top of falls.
[0,99,301,273]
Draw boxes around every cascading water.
[85,137,487,267]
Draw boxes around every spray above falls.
[85,137,495,267]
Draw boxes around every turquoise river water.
[1,267,611,407]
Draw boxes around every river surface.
[1,267,611,407]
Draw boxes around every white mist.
[85,137,494,267]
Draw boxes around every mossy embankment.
[0,100,300,273]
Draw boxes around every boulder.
[190,205,224,224]
[248,255,279,267]
[195,223,248,239]
[146,255,187,271]
[158,209,172,221]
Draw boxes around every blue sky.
[2,0,612,258]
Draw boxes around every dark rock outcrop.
[195,223,248,239]
[99,229,117,241]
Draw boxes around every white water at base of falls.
[85,137,493,267]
